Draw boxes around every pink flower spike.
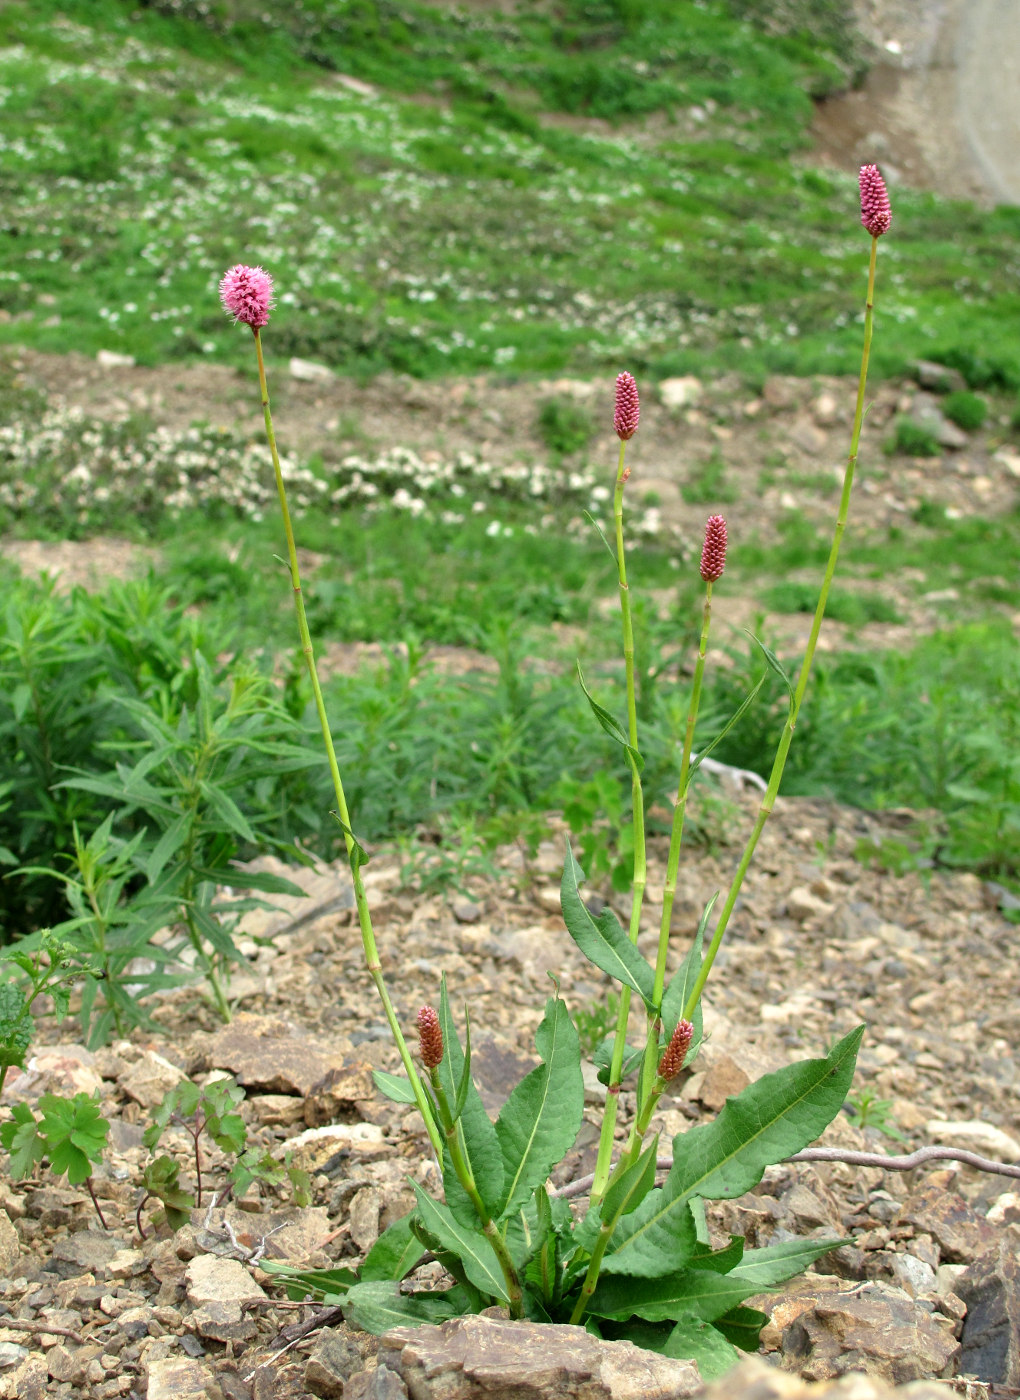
[417,1006,444,1070]
[658,1020,694,1080]
[219,264,274,330]
[614,372,640,441]
[700,514,727,582]
[859,165,892,238]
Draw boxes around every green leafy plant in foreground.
[225,168,891,1369]
[0,929,79,1094]
[138,1074,311,1236]
[0,1092,110,1226]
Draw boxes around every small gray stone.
[0,1210,19,1275]
[185,1253,267,1307]
[345,1364,409,1400]
[0,1343,28,1371]
[957,1223,1020,1384]
[146,1355,224,1400]
[48,1231,121,1279]
[305,1331,365,1399]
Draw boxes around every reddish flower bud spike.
[614,372,640,441]
[859,165,892,238]
[700,514,727,582]
[219,264,274,330]
[658,1019,694,1080]
[417,1005,444,1069]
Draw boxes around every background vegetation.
[1,0,1019,956]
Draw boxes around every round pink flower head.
[614,371,640,441]
[859,165,892,238]
[700,514,728,583]
[219,264,274,330]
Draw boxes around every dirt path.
[814,0,1020,205]
[956,0,1020,203]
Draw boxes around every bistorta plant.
[228,168,892,1375]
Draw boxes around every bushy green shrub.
[942,390,988,431]
[537,397,596,458]
[885,417,940,457]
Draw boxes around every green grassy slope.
[0,0,1017,382]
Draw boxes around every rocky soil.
[1,783,1018,1400]
[4,346,1020,657]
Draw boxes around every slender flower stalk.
[222,266,443,1162]
[589,375,646,1207]
[636,516,728,1124]
[680,173,890,1024]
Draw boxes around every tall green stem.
[589,440,646,1208]
[682,237,880,1022]
[635,580,714,1122]
[252,330,443,1162]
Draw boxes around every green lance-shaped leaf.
[494,993,584,1221]
[743,631,795,719]
[372,1069,417,1105]
[342,1279,467,1336]
[560,846,655,1009]
[411,1184,508,1303]
[602,1025,864,1278]
[600,1133,659,1224]
[662,1318,739,1381]
[437,977,504,1227]
[589,1265,757,1324]
[360,1211,426,1283]
[576,665,643,774]
[730,1237,842,1290]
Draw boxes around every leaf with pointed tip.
[601,1134,659,1224]
[372,1069,417,1104]
[495,994,584,1221]
[589,1266,757,1324]
[561,846,655,1009]
[576,665,643,773]
[411,1184,508,1303]
[601,1026,864,1278]
[437,978,504,1227]
[342,1280,466,1335]
[454,1007,474,1123]
[730,1237,842,1290]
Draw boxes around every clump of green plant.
[537,397,596,458]
[682,452,738,505]
[224,169,887,1367]
[761,581,902,627]
[844,1089,907,1145]
[574,987,622,1058]
[885,417,940,457]
[941,390,988,432]
[138,1074,310,1235]
[0,932,112,1224]
[0,929,80,1094]
[1,1092,111,1226]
